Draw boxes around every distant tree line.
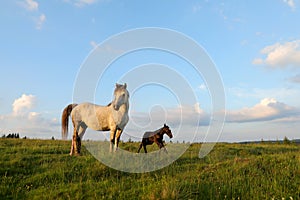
[2,133,20,139]
[1,133,56,140]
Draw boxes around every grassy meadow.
[0,138,299,199]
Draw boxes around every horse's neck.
[157,128,164,136]
[121,102,129,113]
[112,102,129,115]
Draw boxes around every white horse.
[61,83,129,155]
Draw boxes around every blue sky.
[1,0,300,142]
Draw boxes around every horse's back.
[71,102,111,130]
[143,131,154,139]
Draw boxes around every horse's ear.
[124,83,127,89]
[164,123,166,127]
[116,83,120,88]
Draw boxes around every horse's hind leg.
[78,123,87,139]
[71,130,81,156]
[72,133,81,156]
[143,144,147,153]
[137,143,143,153]
[70,137,74,156]
[70,127,77,156]
[70,121,84,156]
[75,123,87,155]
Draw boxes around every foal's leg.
[143,144,148,153]
[157,142,168,153]
[163,146,168,153]
[137,141,147,153]
[137,143,143,153]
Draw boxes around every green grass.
[1,139,299,199]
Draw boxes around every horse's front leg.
[70,126,77,156]
[157,142,168,153]
[114,129,123,152]
[110,129,116,153]
[163,146,168,153]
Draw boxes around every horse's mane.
[157,127,164,135]
[143,127,163,138]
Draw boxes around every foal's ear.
[164,123,166,127]
[124,83,127,89]
[116,83,121,88]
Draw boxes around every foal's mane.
[157,127,165,136]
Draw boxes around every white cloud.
[65,0,99,7]
[128,103,210,131]
[28,111,41,120]
[0,94,60,138]
[19,0,47,30]
[78,0,97,5]
[228,86,299,101]
[252,58,264,65]
[253,40,300,68]
[288,74,300,83]
[226,98,299,123]
[122,103,211,142]
[192,4,202,13]
[12,94,37,115]
[20,0,39,11]
[126,98,300,137]
[283,0,296,9]
[36,14,46,30]
[95,44,125,54]
[169,103,210,126]
[90,40,98,49]
[198,83,207,91]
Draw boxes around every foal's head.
[112,83,129,110]
[161,123,173,138]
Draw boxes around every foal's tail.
[61,103,78,140]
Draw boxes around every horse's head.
[162,123,173,138]
[112,83,129,110]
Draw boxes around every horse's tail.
[61,103,78,140]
